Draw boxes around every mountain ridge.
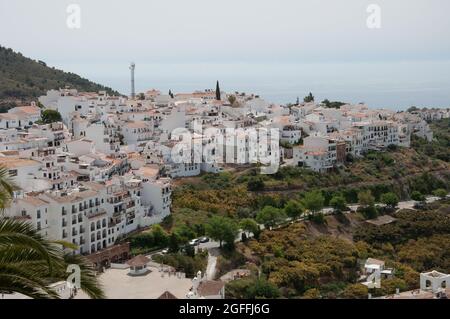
[0,45,121,112]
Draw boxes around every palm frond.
[0,219,62,272]
[0,168,105,299]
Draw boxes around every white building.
[293,135,338,172]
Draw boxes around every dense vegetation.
[153,250,208,278]
[0,46,119,112]
[167,121,450,238]
[412,118,450,162]
[226,199,450,299]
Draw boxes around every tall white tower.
[130,62,136,99]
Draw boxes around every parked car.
[199,237,210,243]
[161,248,169,254]
[189,238,200,246]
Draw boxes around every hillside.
[167,120,450,231]
[225,199,450,299]
[0,46,120,112]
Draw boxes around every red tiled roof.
[127,255,150,267]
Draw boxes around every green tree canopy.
[341,284,368,299]
[411,191,425,202]
[256,206,286,228]
[247,176,265,191]
[168,232,181,253]
[239,218,260,238]
[245,279,280,299]
[302,190,325,214]
[284,200,303,219]
[358,190,375,208]
[205,216,238,248]
[380,192,399,208]
[228,95,236,105]
[41,109,62,124]
[303,92,314,103]
[433,188,447,199]
[330,194,347,212]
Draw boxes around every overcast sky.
[1,0,449,65]
[1,0,450,108]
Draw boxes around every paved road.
[205,248,219,280]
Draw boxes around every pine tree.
[215,80,221,100]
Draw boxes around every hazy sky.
[1,1,450,108]
[1,0,449,64]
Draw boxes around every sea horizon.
[53,60,450,111]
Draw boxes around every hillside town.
[1,84,448,300]
[1,86,444,252]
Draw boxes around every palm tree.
[0,166,105,299]
[0,166,15,211]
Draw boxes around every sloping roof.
[158,291,178,299]
[20,196,49,207]
[127,255,150,267]
[2,157,41,169]
[197,280,225,297]
[365,258,385,266]
[366,215,397,226]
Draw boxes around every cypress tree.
[215,80,221,100]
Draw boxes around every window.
[36,210,41,219]
[9,170,17,177]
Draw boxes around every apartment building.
[293,135,338,172]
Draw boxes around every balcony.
[126,201,135,209]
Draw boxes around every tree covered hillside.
[0,46,120,111]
